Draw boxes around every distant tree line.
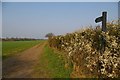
[1,37,42,41]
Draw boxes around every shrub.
[48,21,120,78]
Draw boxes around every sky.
[0,2,1,38]
[1,2,118,39]
[118,1,120,19]
[1,0,120,2]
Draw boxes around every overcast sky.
[2,2,118,39]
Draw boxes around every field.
[2,40,44,59]
[3,40,72,78]
[0,41,2,57]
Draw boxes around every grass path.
[3,41,47,78]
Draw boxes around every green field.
[0,41,2,59]
[2,40,44,59]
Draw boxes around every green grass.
[0,41,2,59]
[2,40,44,59]
[38,44,73,78]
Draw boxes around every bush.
[48,21,120,78]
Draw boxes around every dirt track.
[3,42,47,78]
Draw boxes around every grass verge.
[36,44,73,78]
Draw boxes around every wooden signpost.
[95,12,107,78]
[95,12,107,32]
[95,11,107,53]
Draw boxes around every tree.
[45,33,55,38]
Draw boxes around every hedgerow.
[48,21,120,78]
